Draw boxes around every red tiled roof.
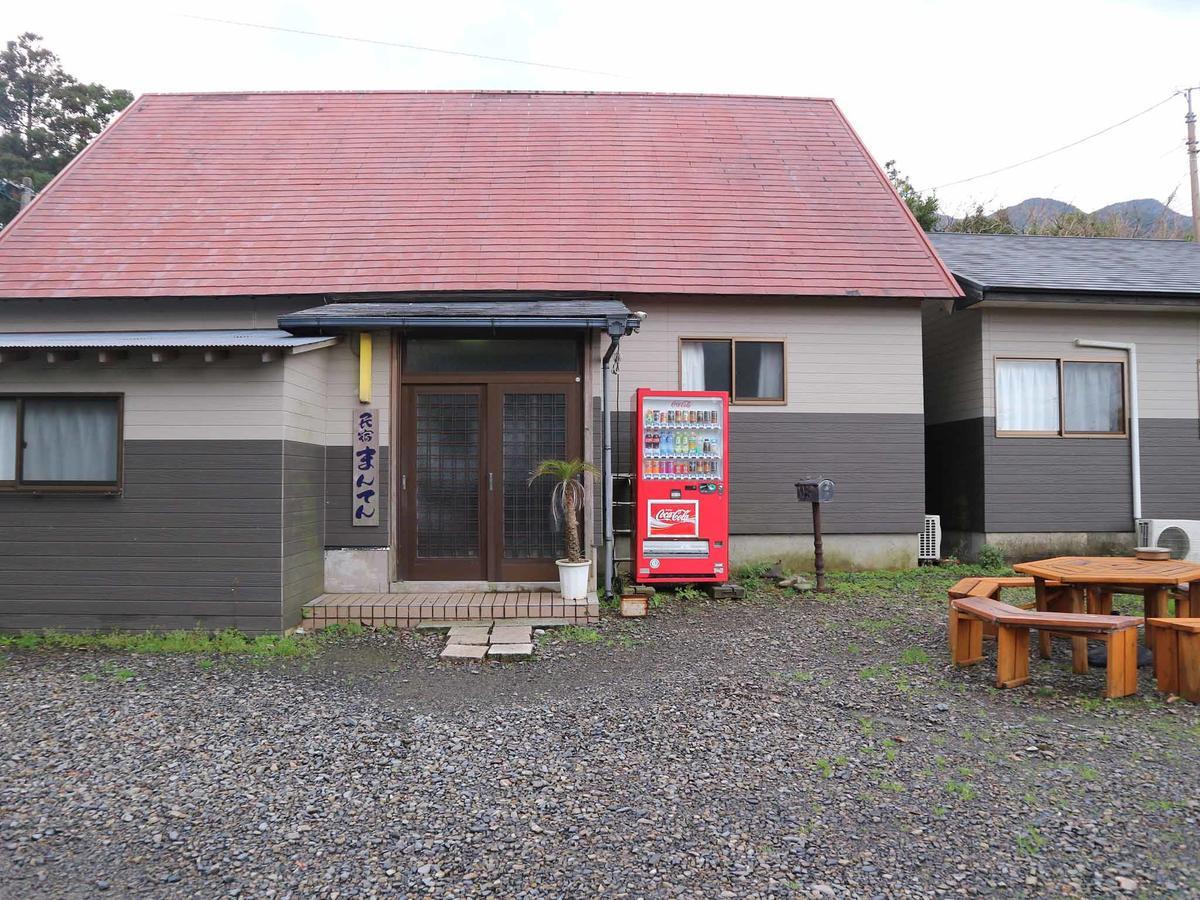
[0,91,960,300]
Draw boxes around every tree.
[884,160,939,232]
[1023,210,1123,238]
[941,203,1017,235]
[0,32,132,225]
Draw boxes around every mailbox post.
[795,478,835,592]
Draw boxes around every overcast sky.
[6,0,1200,216]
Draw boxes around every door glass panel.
[503,393,566,559]
[405,339,577,373]
[415,393,480,558]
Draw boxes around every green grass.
[899,646,930,666]
[0,627,321,658]
[1016,827,1046,856]
[944,780,976,801]
[553,625,602,644]
[823,563,1013,604]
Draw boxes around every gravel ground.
[2,586,1199,898]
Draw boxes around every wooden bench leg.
[1179,631,1200,703]
[1154,625,1180,696]
[1035,579,1052,659]
[1068,587,1089,674]
[1105,628,1138,699]
[1088,588,1113,616]
[995,625,1030,689]
[1145,586,1169,652]
[1180,582,1199,619]
[952,612,983,666]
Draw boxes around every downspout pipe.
[601,335,620,598]
[600,312,644,598]
[1074,339,1141,522]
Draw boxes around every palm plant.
[530,458,598,563]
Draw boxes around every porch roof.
[278,299,642,335]
[0,328,338,351]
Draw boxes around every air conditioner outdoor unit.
[920,514,942,562]
[1136,519,1200,562]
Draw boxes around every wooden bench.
[950,594,1141,698]
[1148,617,1200,702]
[947,577,1043,651]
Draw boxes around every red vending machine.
[632,388,729,584]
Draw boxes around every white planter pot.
[556,559,591,600]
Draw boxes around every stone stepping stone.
[487,643,533,660]
[441,643,487,661]
[447,625,491,645]
[490,624,533,644]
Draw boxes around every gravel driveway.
[2,582,1199,898]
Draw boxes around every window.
[0,395,122,490]
[995,359,1125,437]
[680,339,785,403]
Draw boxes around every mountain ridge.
[941,197,1193,238]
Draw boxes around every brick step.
[300,592,598,631]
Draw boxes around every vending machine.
[632,388,729,584]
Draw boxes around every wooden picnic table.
[1012,556,1200,669]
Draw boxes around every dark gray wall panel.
[925,418,985,533]
[982,417,1133,532]
[1140,419,1200,520]
[283,441,325,627]
[324,445,390,549]
[595,407,924,536]
[0,440,283,634]
[727,413,924,534]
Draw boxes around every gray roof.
[279,299,640,333]
[0,329,338,350]
[928,232,1200,302]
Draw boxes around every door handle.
[488,472,494,492]
[402,474,407,491]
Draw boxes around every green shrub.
[976,544,1007,570]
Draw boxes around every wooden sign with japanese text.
[352,407,380,526]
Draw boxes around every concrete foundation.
[943,531,1137,564]
[324,549,390,593]
[728,533,918,572]
[602,533,920,582]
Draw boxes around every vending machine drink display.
[632,388,729,584]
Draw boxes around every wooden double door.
[399,381,582,581]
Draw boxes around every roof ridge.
[139,88,839,103]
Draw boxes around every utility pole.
[1187,88,1200,243]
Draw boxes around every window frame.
[993,357,1127,439]
[677,337,787,406]
[0,393,125,493]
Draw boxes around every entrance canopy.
[278,298,641,335]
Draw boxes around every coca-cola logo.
[647,501,699,536]
[652,509,696,525]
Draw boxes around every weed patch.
[554,626,602,644]
[0,627,319,658]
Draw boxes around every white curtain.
[0,400,15,480]
[681,341,706,390]
[996,359,1059,432]
[756,342,784,399]
[22,398,118,482]
[1063,362,1123,433]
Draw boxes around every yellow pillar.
[358,332,373,403]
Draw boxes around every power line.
[934,93,1179,190]
[177,12,619,78]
